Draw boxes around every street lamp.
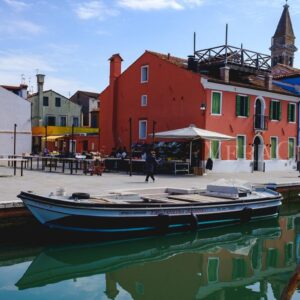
[71,123,74,157]
[129,117,132,176]
[44,125,48,152]
[13,123,17,156]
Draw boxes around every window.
[288,103,296,122]
[141,65,149,83]
[55,97,61,107]
[60,116,67,127]
[236,95,250,117]
[211,140,220,159]
[285,242,293,264]
[237,135,246,159]
[207,258,219,283]
[232,258,246,280]
[47,116,56,126]
[72,117,79,127]
[270,100,281,121]
[141,95,147,106]
[139,120,147,139]
[270,137,278,159]
[43,96,49,106]
[288,138,295,159]
[211,92,221,115]
[266,248,279,268]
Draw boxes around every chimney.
[220,66,230,83]
[36,74,45,126]
[187,55,198,72]
[109,54,123,85]
[265,74,273,91]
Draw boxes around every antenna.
[225,24,228,65]
[193,32,196,55]
[21,74,25,84]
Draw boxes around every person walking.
[145,151,157,182]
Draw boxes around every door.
[253,136,264,171]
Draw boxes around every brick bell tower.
[270,2,297,67]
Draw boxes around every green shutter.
[212,92,221,114]
[279,102,282,121]
[237,136,245,159]
[208,259,219,282]
[246,97,250,117]
[288,104,292,122]
[270,101,274,120]
[236,96,241,116]
[211,141,219,159]
[289,138,295,159]
[271,137,277,159]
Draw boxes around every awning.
[151,124,235,141]
[41,135,64,141]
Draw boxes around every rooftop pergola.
[194,44,272,75]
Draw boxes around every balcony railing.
[254,115,268,131]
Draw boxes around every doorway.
[253,136,264,171]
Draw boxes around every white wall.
[205,159,296,173]
[0,87,32,155]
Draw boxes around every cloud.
[118,0,184,10]
[3,0,29,11]
[75,1,119,20]
[0,20,43,36]
[0,52,55,73]
[118,0,205,10]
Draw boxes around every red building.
[99,5,300,173]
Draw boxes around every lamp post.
[129,117,132,176]
[152,120,156,145]
[44,125,48,152]
[71,123,74,157]
[13,124,17,175]
[13,123,17,156]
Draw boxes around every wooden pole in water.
[280,263,300,300]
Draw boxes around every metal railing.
[254,114,268,131]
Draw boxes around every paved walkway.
[1,166,300,205]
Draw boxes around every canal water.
[1,202,300,300]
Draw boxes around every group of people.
[110,147,128,159]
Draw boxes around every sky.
[1,0,300,97]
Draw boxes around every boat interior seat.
[166,187,202,195]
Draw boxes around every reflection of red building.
[99,5,299,173]
[106,216,296,300]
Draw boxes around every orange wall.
[100,52,206,154]
[100,51,298,160]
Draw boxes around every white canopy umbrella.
[150,124,235,166]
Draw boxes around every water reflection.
[9,214,298,300]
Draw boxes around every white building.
[0,86,32,155]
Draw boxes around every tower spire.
[270,2,297,67]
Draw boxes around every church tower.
[270,2,297,67]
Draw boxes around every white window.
[141,65,149,83]
[139,120,147,139]
[72,117,79,127]
[141,95,148,106]
[60,116,67,127]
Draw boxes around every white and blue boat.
[17,180,282,236]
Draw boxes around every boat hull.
[18,191,282,234]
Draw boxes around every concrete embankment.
[1,167,300,226]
